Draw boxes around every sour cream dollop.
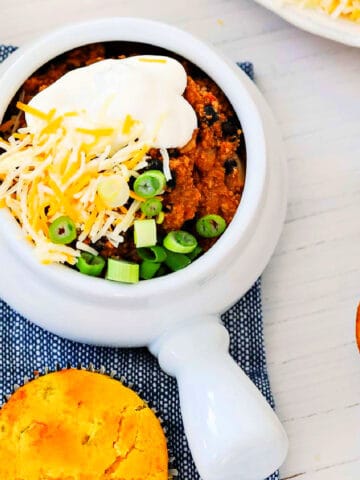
[26,55,198,151]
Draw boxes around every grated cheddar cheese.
[0,104,167,265]
[290,0,360,21]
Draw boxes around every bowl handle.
[150,317,288,480]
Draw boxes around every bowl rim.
[0,17,268,299]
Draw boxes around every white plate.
[255,0,360,47]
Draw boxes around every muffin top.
[0,369,168,480]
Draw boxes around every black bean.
[221,119,239,137]
[224,159,238,175]
[169,148,180,158]
[167,171,177,189]
[145,158,163,171]
[203,104,219,125]
[182,218,197,231]
[93,237,107,250]
[236,143,246,159]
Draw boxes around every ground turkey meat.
[161,75,245,249]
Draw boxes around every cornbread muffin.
[0,369,168,480]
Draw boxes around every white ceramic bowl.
[0,18,288,480]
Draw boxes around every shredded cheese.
[160,148,172,181]
[138,58,168,63]
[129,191,146,202]
[289,0,360,21]
[76,241,99,256]
[122,114,137,135]
[16,101,50,121]
[0,108,150,264]
[75,127,114,136]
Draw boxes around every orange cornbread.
[0,369,168,480]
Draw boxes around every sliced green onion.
[134,219,157,248]
[164,250,191,272]
[140,198,162,217]
[76,252,105,277]
[140,261,161,280]
[156,211,165,224]
[97,174,130,208]
[145,170,166,187]
[133,170,166,198]
[106,258,139,284]
[186,245,203,261]
[196,214,227,238]
[49,216,77,244]
[137,246,167,263]
[163,230,197,254]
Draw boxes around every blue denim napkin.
[0,45,278,480]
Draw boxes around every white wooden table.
[1,1,359,478]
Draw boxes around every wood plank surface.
[1,1,359,478]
